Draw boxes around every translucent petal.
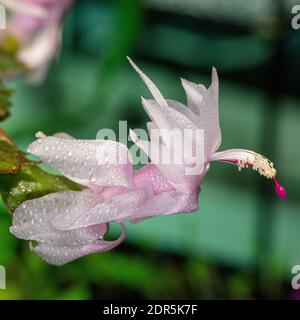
[34,224,109,247]
[130,130,204,193]
[127,57,168,108]
[10,190,100,240]
[142,99,199,164]
[133,164,173,194]
[166,99,199,124]
[30,224,126,266]
[132,188,199,223]
[28,135,133,188]
[142,98,197,132]
[181,68,221,155]
[133,164,200,222]
[181,78,207,116]
[59,189,151,230]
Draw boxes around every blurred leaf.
[0,164,82,213]
[0,51,26,78]
[0,139,31,174]
[227,274,253,300]
[0,43,26,121]
[0,202,18,265]
[0,82,12,121]
[56,285,90,300]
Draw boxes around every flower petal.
[166,99,199,124]
[132,189,199,223]
[133,164,173,194]
[18,24,61,82]
[132,164,200,222]
[10,190,100,240]
[142,98,197,132]
[142,99,200,165]
[181,78,207,116]
[35,224,109,247]
[30,224,126,266]
[130,129,204,193]
[182,68,221,155]
[28,135,133,188]
[127,57,168,108]
[58,188,151,230]
[54,167,200,229]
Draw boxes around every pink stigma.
[273,177,286,200]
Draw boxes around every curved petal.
[28,135,133,188]
[130,130,204,193]
[141,97,172,146]
[53,167,201,230]
[166,99,199,124]
[133,164,173,194]
[129,58,219,159]
[10,190,100,240]
[127,57,168,108]
[30,223,126,266]
[142,99,200,165]
[18,23,61,83]
[181,68,221,155]
[133,165,200,222]
[34,223,109,247]
[132,188,200,223]
[57,188,152,230]
[142,98,197,132]
[181,78,207,116]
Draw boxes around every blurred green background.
[0,0,300,299]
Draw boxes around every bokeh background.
[1,0,300,299]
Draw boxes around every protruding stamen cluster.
[237,160,248,171]
[252,154,276,179]
[237,153,276,179]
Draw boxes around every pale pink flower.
[10,59,286,265]
[0,0,73,82]
[127,58,286,200]
[10,132,199,265]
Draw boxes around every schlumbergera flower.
[0,0,74,82]
[127,57,286,201]
[10,59,286,266]
[10,132,199,265]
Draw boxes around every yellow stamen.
[237,153,276,179]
